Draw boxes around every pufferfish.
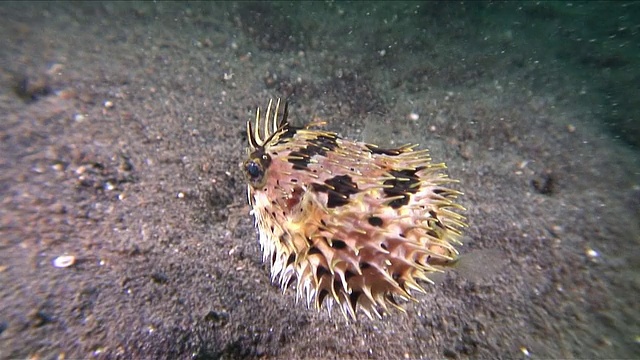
[242,99,466,320]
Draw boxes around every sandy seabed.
[1,2,638,359]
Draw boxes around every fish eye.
[246,161,262,179]
[243,159,266,188]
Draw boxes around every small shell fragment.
[53,255,76,268]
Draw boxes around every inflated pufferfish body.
[242,99,466,320]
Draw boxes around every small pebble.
[586,247,599,259]
[104,181,116,191]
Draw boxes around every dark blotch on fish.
[312,175,359,208]
[383,169,421,208]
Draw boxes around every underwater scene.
[0,2,638,359]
